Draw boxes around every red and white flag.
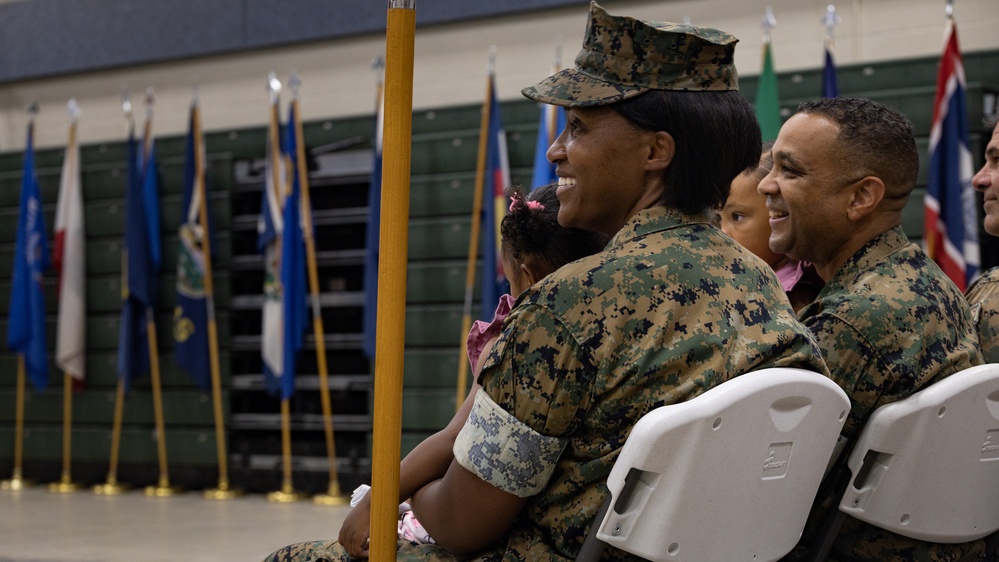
[53,109,86,381]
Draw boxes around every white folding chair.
[577,368,850,562]
[834,363,999,544]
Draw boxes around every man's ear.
[846,176,885,221]
[646,131,675,172]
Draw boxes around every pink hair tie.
[527,201,544,211]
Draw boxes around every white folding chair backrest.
[591,368,850,562]
[837,363,999,542]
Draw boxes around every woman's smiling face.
[547,106,665,237]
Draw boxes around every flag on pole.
[7,123,50,390]
[257,103,306,400]
[362,71,384,360]
[531,102,564,191]
[142,140,162,274]
[822,46,839,98]
[54,110,86,382]
[924,18,978,291]
[480,74,510,320]
[755,41,781,142]
[117,128,153,388]
[174,106,212,390]
[279,104,308,400]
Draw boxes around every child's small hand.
[339,493,371,559]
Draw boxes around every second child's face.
[721,171,783,268]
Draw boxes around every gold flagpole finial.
[121,91,134,132]
[822,5,841,44]
[487,45,497,74]
[26,101,39,121]
[191,81,200,109]
[761,6,777,44]
[267,72,282,105]
[289,71,301,101]
[66,99,81,124]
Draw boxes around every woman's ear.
[647,131,675,171]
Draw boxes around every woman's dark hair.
[501,182,609,276]
[612,90,762,214]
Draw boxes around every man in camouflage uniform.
[966,119,999,362]
[264,3,827,561]
[760,97,985,561]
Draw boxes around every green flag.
[755,42,781,142]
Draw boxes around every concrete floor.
[0,485,352,562]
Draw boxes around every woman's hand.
[338,493,371,559]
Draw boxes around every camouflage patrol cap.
[522,2,740,107]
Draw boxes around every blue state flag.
[117,129,155,389]
[480,74,511,320]
[258,110,284,396]
[7,124,50,390]
[278,105,308,400]
[822,46,839,98]
[531,103,564,191]
[174,106,212,390]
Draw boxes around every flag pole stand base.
[144,484,183,497]
[267,486,306,503]
[313,482,349,506]
[0,475,31,491]
[93,481,129,496]
[204,482,243,501]
[48,479,83,493]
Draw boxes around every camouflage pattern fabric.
[466,205,826,561]
[522,2,739,107]
[965,267,999,363]
[453,389,566,497]
[261,206,826,562]
[795,226,985,562]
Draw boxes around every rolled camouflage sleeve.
[453,389,567,497]
[455,301,593,496]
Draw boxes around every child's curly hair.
[500,182,609,276]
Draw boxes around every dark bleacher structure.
[1,51,997,493]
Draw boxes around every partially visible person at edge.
[263,2,827,561]
[761,97,985,562]
[337,182,609,555]
[965,118,999,363]
[720,141,824,312]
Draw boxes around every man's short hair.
[796,97,919,198]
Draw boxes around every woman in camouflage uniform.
[263,3,827,561]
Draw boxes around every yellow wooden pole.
[287,91,347,505]
[455,68,494,413]
[139,95,179,498]
[50,115,82,494]
[185,102,242,501]
[95,102,134,496]
[265,79,305,503]
[1,356,29,490]
[48,372,81,492]
[145,307,179,496]
[93,378,128,495]
[370,1,415,559]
